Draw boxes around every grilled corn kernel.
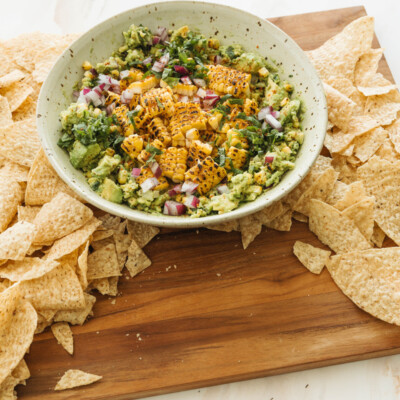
[187,140,213,167]
[117,168,129,184]
[258,67,269,77]
[280,97,290,107]
[82,61,92,71]
[207,64,251,97]
[226,147,248,169]
[121,135,144,159]
[105,148,115,157]
[159,147,188,182]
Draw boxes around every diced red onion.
[106,102,116,115]
[163,200,186,216]
[265,156,274,164]
[152,36,161,45]
[140,177,159,193]
[196,88,207,98]
[152,61,165,73]
[77,92,88,104]
[205,90,219,100]
[182,180,198,195]
[178,95,189,103]
[143,56,152,65]
[159,53,170,66]
[214,55,222,64]
[191,95,201,104]
[120,89,135,104]
[131,168,141,177]
[155,27,168,42]
[168,183,182,197]
[89,68,98,77]
[203,97,219,108]
[149,161,162,178]
[180,76,192,85]
[82,87,91,95]
[271,110,280,119]
[85,88,105,107]
[97,74,120,93]
[257,106,272,120]
[261,121,267,130]
[119,70,131,79]
[217,184,230,194]
[184,195,200,209]
[264,114,282,131]
[193,78,206,87]
[174,65,190,75]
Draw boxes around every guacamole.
[58,24,304,217]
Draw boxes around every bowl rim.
[37,0,327,228]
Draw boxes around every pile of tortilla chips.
[0,32,160,397]
[1,15,400,398]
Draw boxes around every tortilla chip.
[0,374,20,398]
[25,148,80,205]
[0,118,40,167]
[55,369,102,391]
[89,278,111,295]
[371,223,386,248]
[98,214,121,230]
[342,197,375,242]
[54,292,96,326]
[113,231,131,270]
[51,322,73,355]
[324,77,366,107]
[292,212,308,223]
[87,243,120,280]
[0,81,33,112]
[0,180,24,233]
[0,284,37,385]
[376,138,400,162]
[354,48,383,86]
[357,156,400,245]
[33,46,67,83]
[387,119,400,154]
[17,206,41,223]
[125,240,152,278]
[326,180,348,205]
[126,221,159,248]
[307,16,374,81]
[0,95,12,127]
[255,201,286,225]
[0,162,30,183]
[75,241,89,289]
[352,126,387,162]
[331,155,358,184]
[0,70,25,89]
[327,248,400,325]
[0,258,59,282]
[334,181,367,211]
[33,192,93,245]
[264,210,293,232]
[107,276,119,297]
[12,95,36,121]
[293,241,331,274]
[239,214,262,249]
[293,167,338,216]
[323,83,358,131]
[206,220,239,232]
[0,221,36,261]
[20,263,85,310]
[46,217,101,260]
[364,90,400,126]
[358,73,397,96]
[308,199,371,253]
[92,229,114,241]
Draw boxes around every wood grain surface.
[19,6,400,400]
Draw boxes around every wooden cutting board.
[20,6,399,400]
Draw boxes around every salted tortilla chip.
[20,263,85,310]
[239,214,262,250]
[331,154,358,184]
[342,197,375,242]
[92,229,114,241]
[127,221,159,248]
[33,192,93,245]
[376,138,400,162]
[0,95,12,126]
[33,46,67,83]
[352,126,387,162]
[0,81,33,112]
[358,73,397,96]
[0,258,59,282]
[98,214,121,230]
[327,248,400,325]
[307,16,374,81]
[334,181,366,211]
[25,148,81,205]
[17,206,41,223]
[0,221,36,261]
[323,83,358,131]
[308,199,371,253]
[113,231,131,270]
[0,180,24,233]
[46,217,101,260]
[264,210,293,232]
[326,180,348,205]
[0,118,40,167]
[87,243,120,280]
[0,284,37,385]
[324,77,366,107]
[0,162,30,183]
[371,223,386,248]
[89,278,110,295]
[0,70,25,89]
[387,119,400,154]
[55,369,102,391]
[357,156,400,245]
[107,276,119,297]
[293,241,331,274]
[12,95,36,121]
[125,240,152,278]
[75,241,89,289]
[354,48,383,86]
[292,212,308,223]
[255,201,286,225]
[51,322,73,355]
[364,90,400,126]
[206,220,239,232]
[54,292,96,326]
[293,167,338,216]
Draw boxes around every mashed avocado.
[232,52,267,74]
[123,24,153,49]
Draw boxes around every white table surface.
[2,1,400,399]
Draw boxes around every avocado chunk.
[100,178,123,204]
[91,155,121,179]
[69,141,101,169]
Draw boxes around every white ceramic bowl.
[37,1,327,228]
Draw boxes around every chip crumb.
[216,273,221,277]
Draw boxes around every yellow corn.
[105,91,121,107]
[128,94,141,110]
[121,135,144,159]
[254,170,267,185]
[128,76,159,94]
[243,98,259,116]
[113,105,134,136]
[187,140,213,167]
[169,102,207,136]
[136,166,169,191]
[148,117,171,146]
[226,129,249,150]
[226,146,248,169]
[207,64,251,97]
[120,68,144,90]
[173,83,198,96]
[185,128,200,147]
[185,156,227,194]
[140,87,175,117]
[159,147,188,182]
[172,132,186,147]
[137,138,165,164]
[208,112,223,131]
[82,61,92,71]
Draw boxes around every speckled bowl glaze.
[37,1,327,228]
